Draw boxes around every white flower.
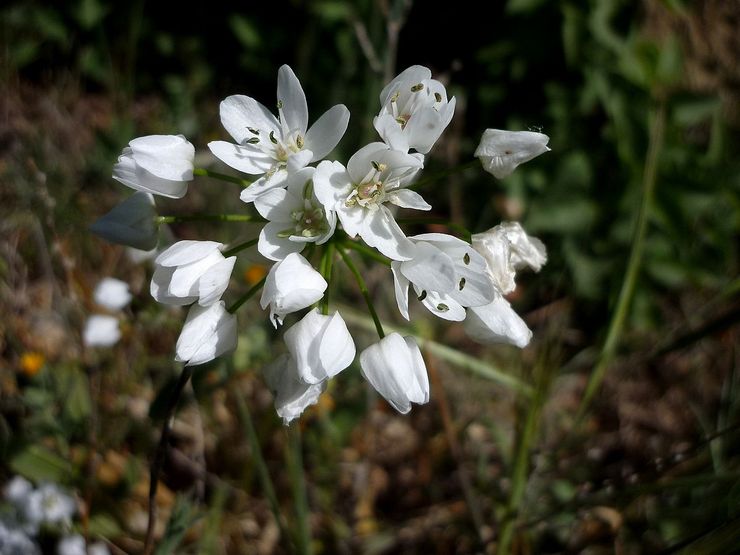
[83,315,121,348]
[263,354,325,425]
[0,521,40,555]
[88,542,110,555]
[471,222,547,295]
[93,278,132,311]
[57,535,86,555]
[4,476,33,505]
[175,301,237,366]
[151,241,236,306]
[313,142,428,260]
[464,296,532,348]
[474,129,550,179]
[391,233,496,321]
[208,64,350,202]
[254,167,336,261]
[260,253,327,327]
[113,135,195,198]
[89,192,158,251]
[374,65,456,154]
[360,333,429,414]
[23,483,76,528]
[284,309,355,384]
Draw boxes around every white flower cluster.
[1,476,109,555]
[92,64,550,423]
[83,278,132,348]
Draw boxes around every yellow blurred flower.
[19,351,45,377]
[244,264,268,285]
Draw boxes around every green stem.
[319,243,335,315]
[286,426,312,555]
[408,159,479,191]
[576,100,667,420]
[193,167,254,187]
[228,276,266,314]
[337,245,385,339]
[233,389,293,551]
[396,217,472,242]
[340,239,391,266]
[156,214,265,225]
[222,237,259,258]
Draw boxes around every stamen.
[459,278,466,290]
[434,92,442,103]
[417,291,427,301]
[269,131,278,144]
[246,137,260,145]
[436,303,449,312]
[410,83,424,92]
[296,135,304,149]
[247,127,260,135]
[463,253,470,265]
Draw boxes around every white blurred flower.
[113,135,195,198]
[259,253,327,327]
[360,333,429,414]
[0,521,40,555]
[57,535,86,555]
[471,222,547,295]
[89,192,158,251]
[254,167,336,261]
[175,301,237,366]
[151,241,236,307]
[391,233,495,321]
[83,315,120,348]
[88,542,110,555]
[474,129,550,179]
[313,142,428,260]
[374,65,456,154]
[4,476,33,505]
[464,296,533,348]
[93,278,132,311]
[23,483,76,528]
[263,354,325,425]
[284,309,355,384]
[208,64,350,202]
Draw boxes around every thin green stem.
[227,276,266,314]
[286,426,312,555]
[233,389,293,551]
[337,245,385,339]
[408,159,479,190]
[222,237,259,258]
[396,217,472,242]
[576,100,667,421]
[193,167,254,187]
[340,239,391,266]
[155,214,265,225]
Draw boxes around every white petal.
[361,205,414,261]
[93,278,132,311]
[155,240,222,267]
[258,223,304,261]
[113,149,188,198]
[318,311,355,379]
[264,354,325,425]
[387,188,431,211]
[260,253,327,327]
[346,142,390,184]
[220,94,280,144]
[474,129,550,179]
[500,221,548,272]
[418,288,466,321]
[379,65,432,106]
[391,261,410,320]
[175,301,237,366]
[198,256,236,306]
[286,149,313,172]
[305,104,350,161]
[335,202,365,239]
[313,160,351,209]
[151,266,195,306]
[399,241,456,293]
[90,192,158,251]
[464,297,532,348]
[83,315,120,347]
[277,65,309,135]
[129,135,194,181]
[471,228,516,294]
[373,114,409,153]
[168,250,224,298]
[253,187,296,221]
[208,141,274,175]
[404,108,445,154]
[239,169,289,203]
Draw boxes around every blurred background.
[1,0,739,553]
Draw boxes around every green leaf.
[154,495,201,555]
[9,445,73,483]
[88,513,123,537]
[64,369,92,423]
[229,15,260,49]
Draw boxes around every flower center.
[344,161,388,211]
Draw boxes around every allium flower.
[175,301,237,366]
[89,192,158,251]
[23,483,76,529]
[0,521,40,555]
[360,333,429,414]
[254,167,336,261]
[208,65,350,202]
[472,222,547,294]
[4,476,33,505]
[391,233,496,321]
[284,308,355,384]
[57,535,86,555]
[83,315,121,347]
[263,354,325,425]
[113,135,195,198]
[474,129,550,179]
[93,278,132,311]
[374,65,456,154]
[260,253,327,327]
[314,142,428,260]
[464,296,533,348]
[151,241,236,306]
